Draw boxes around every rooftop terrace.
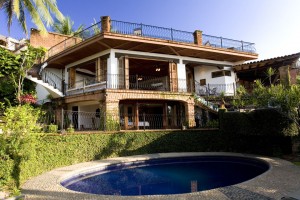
[46,16,256,59]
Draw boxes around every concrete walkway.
[22,152,300,200]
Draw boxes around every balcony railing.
[60,111,182,130]
[46,18,256,59]
[195,81,236,96]
[65,74,190,96]
[111,20,195,44]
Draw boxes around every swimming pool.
[61,155,269,196]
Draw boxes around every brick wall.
[29,28,82,50]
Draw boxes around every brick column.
[193,30,202,46]
[101,16,111,33]
[185,102,196,128]
[278,65,291,86]
[104,99,119,131]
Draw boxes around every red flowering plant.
[20,93,37,105]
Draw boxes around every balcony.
[45,16,257,64]
[65,74,189,96]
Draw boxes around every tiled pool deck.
[22,152,300,200]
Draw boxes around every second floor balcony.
[62,73,236,97]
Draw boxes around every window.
[200,79,206,86]
[212,70,231,78]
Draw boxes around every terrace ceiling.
[47,32,258,68]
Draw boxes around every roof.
[234,52,300,72]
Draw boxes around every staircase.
[26,66,64,98]
[194,95,219,114]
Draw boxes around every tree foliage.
[0,48,19,77]
[234,79,300,132]
[51,16,86,38]
[0,0,64,35]
[0,104,42,194]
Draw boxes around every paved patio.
[22,152,300,200]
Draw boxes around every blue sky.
[0,0,299,60]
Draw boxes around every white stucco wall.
[107,50,118,88]
[177,61,187,92]
[66,102,100,130]
[194,66,236,95]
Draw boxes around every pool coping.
[22,152,300,200]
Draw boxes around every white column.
[107,50,119,88]
[177,59,187,92]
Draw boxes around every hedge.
[220,108,298,136]
[18,130,292,184]
[0,129,292,194]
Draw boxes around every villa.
[27,16,258,131]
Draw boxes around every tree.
[12,45,46,103]
[0,45,46,104]
[51,16,86,38]
[0,0,64,35]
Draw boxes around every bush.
[46,124,58,133]
[220,109,298,136]
[0,105,41,195]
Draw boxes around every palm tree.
[51,16,86,38]
[0,0,64,35]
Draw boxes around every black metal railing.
[41,69,63,92]
[111,20,194,43]
[47,21,102,57]
[195,81,236,96]
[39,109,219,132]
[65,76,107,96]
[202,34,255,53]
[59,110,186,131]
[64,74,191,96]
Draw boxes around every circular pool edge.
[60,155,270,196]
[22,152,300,200]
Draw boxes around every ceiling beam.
[96,40,111,49]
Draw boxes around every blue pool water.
[61,156,269,196]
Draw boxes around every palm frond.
[23,0,47,35]
[13,0,20,18]
[34,0,53,27]
[43,0,64,22]
[3,0,14,33]
[17,0,27,35]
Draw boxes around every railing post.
[83,78,85,93]
[233,82,236,96]
[241,41,244,51]
[136,74,138,89]
[220,37,223,48]
[207,84,210,96]
[140,23,143,36]
[171,28,173,41]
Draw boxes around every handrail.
[41,70,63,92]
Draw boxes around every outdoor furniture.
[128,121,150,127]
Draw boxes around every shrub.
[46,124,58,133]
[0,105,41,195]
[220,108,298,136]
